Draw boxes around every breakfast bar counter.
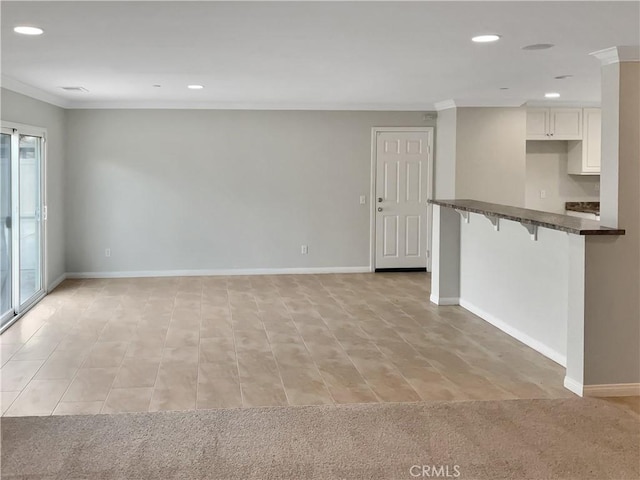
[428,199,626,397]
[429,199,622,235]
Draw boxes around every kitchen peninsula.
[428,199,625,397]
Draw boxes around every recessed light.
[153,84,162,88]
[187,85,204,90]
[554,75,573,80]
[14,26,44,35]
[472,34,501,43]
[522,43,555,51]
[499,87,510,90]
[545,92,561,99]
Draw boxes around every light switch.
[359,195,366,205]
[540,190,546,199]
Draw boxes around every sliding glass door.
[0,126,45,331]
[18,135,43,306]
[1,132,12,323]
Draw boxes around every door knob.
[377,207,383,212]
[377,197,383,203]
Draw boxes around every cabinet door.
[550,108,582,139]
[583,108,601,172]
[526,109,549,140]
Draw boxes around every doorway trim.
[369,126,434,272]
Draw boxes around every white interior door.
[375,130,431,270]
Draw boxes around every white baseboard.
[429,294,459,306]
[564,376,583,397]
[459,299,566,367]
[583,383,640,397]
[65,266,371,279]
[47,273,67,292]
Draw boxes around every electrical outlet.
[105,248,111,258]
[301,245,308,255]
[540,190,546,199]
[359,195,366,205]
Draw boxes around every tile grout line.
[290,276,349,404]
[251,277,292,408]
[193,279,204,410]
[294,275,379,404]
[367,306,445,402]
[379,285,467,400]
[146,279,179,412]
[98,284,141,414]
[318,276,385,403]
[42,282,106,416]
[227,279,245,409]
[392,304,519,397]
[6,285,105,417]
[275,277,334,406]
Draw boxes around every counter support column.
[583,46,640,395]
[565,235,586,395]
[430,205,460,305]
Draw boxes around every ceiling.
[2,1,639,110]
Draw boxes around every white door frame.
[369,127,434,272]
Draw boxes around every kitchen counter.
[428,199,623,235]
[430,198,626,395]
[565,202,600,215]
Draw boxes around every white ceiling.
[2,1,639,110]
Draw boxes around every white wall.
[64,109,434,274]
[584,60,640,386]
[599,64,620,227]
[459,213,568,365]
[455,107,527,207]
[434,108,456,199]
[1,88,66,288]
[525,141,600,213]
[430,205,460,305]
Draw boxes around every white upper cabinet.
[526,109,549,139]
[568,108,601,175]
[526,108,583,140]
[550,108,583,139]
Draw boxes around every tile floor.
[0,273,573,416]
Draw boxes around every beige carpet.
[1,398,638,480]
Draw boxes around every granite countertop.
[429,199,625,236]
[565,202,600,215]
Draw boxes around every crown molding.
[0,79,435,111]
[590,46,640,65]
[434,100,457,111]
[1,75,71,109]
[525,100,601,108]
[434,98,527,111]
[63,100,435,111]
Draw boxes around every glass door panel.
[0,127,45,331]
[0,133,12,324]
[18,135,43,308]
